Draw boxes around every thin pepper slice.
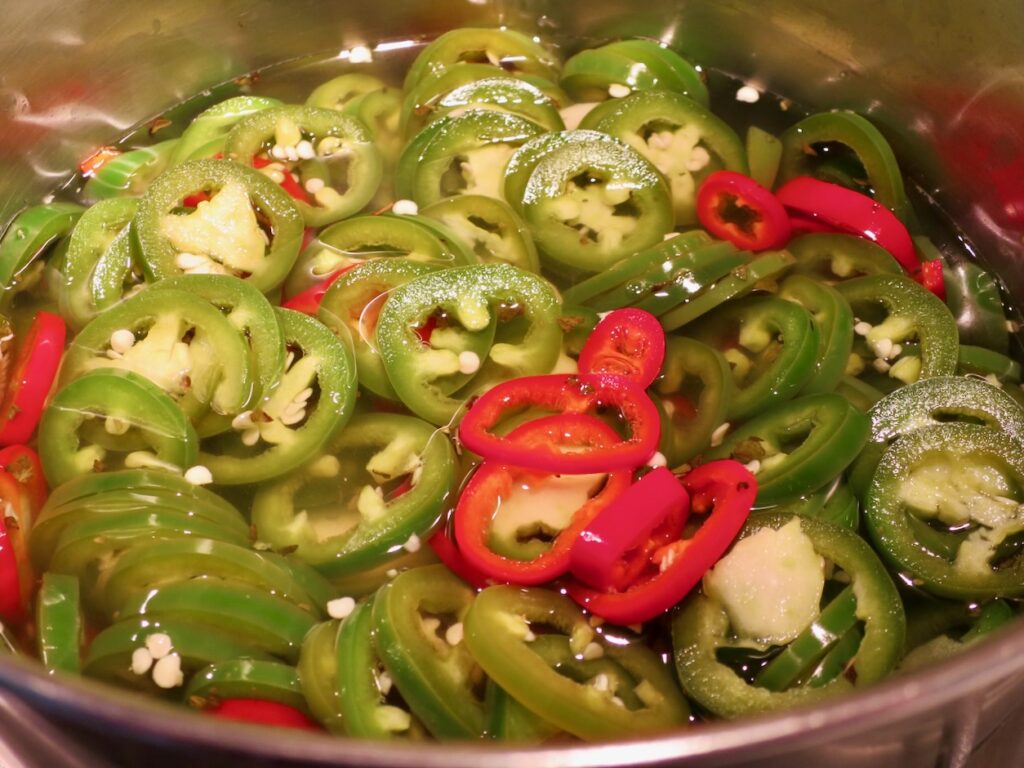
[578,308,665,389]
[204,699,320,731]
[0,311,66,446]
[454,414,632,585]
[459,373,661,474]
[36,572,82,675]
[696,171,791,251]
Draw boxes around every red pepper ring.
[454,414,632,586]
[775,176,918,271]
[695,170,792,252]
[0,311,66,447]
[565,460,756,626]
[569,467,689,592]
[459,374,660,475]
[578,307,666,390]
[912,258,947,302]
[202,698,322,731]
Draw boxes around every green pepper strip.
[39,369,198,488]
[484,679,561,743]
[589,88,747,226]
[672,512,904,718]
[297,620,345,733]
[251,413,455,579]
[37,572,82,675]
[376,264,561,425]
[0,202,84,297]
[198,307,357,485]
[689,295,819,421]
[372,565,486,739]
[653,336,734,466]
[755,586,858,691]
[83,139,179,201]
[957,344,1021,383]
[746,126,783,189]
[807,623,863,688]
[337,598,427,740]
[306,73,389,111]
[660,249,797,331]
[84,616,273,692]
[846,375,1024,500]
[186,659,308,712]
[226,105,382,227]
[864,422,1024,600]
[114,579,316,663]
[318,259,440,401]
[169,96,284,165]
[60,197,139,331]
[779,274,854,394]
[95,538,326,620]
[464,584,689,741]
[59,286,254,421]
[705,393,869,506]
[562,230,711,307]
[133,158,304,293]
[422,194,541,273]
[777,110,914,227]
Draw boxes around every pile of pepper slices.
[0,25,1021,740]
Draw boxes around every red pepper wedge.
[578,308,666,389]
[454,414,632,585]
[775,176,918,271]
[0,311,66,446]
[459,373,661,475]
[696,170,792,252]
[0,470,32,624]
[0,446,46,525]
[913,258,947,301]
[204,698,321,731]
[569,467,689,591]
[565,460,755,625]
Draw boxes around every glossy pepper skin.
[672,512,905,718]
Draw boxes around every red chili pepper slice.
[569,467,689,591]
[696,170,792,252]
[281,269,347,315]
[78,145,121,177]
[0,470,32,624]
[459,373,660,475]
[454,414,632,585]
[0,446,47,523]
[203,698,321,731]
[251,155,312,204]
[775,176,918,271]
[912,258,947,301]
[0,312,66,446]
[565,460,755,625]
[428,528,493,590]
[578,308,665,389]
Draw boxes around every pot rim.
[3,615,1022,765]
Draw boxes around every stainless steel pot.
[2,1,1024,766]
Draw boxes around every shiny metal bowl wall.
[2,1,1024,766]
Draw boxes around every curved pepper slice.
[570,467,690,591]
[0,202,84,299]
[0,480,29,624]
[776,176,917,271]
[454,414,632,585]
[566,460,756,625]
[187,659,309,714]
[0,311,65,446]
[169,96,284,165]
[83,139,179,201]
[0,445,47,519]
[460,373,660,474]
[697,170,791,251]
[578,308,665,389]
[371,565,486,739]
[422,194,541,273]
[463,584,690,740]
[204,698,320,731]
[672,511,905,718]
[36,572,82,675]
[376,263,562,425]
[133,158,304,294]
